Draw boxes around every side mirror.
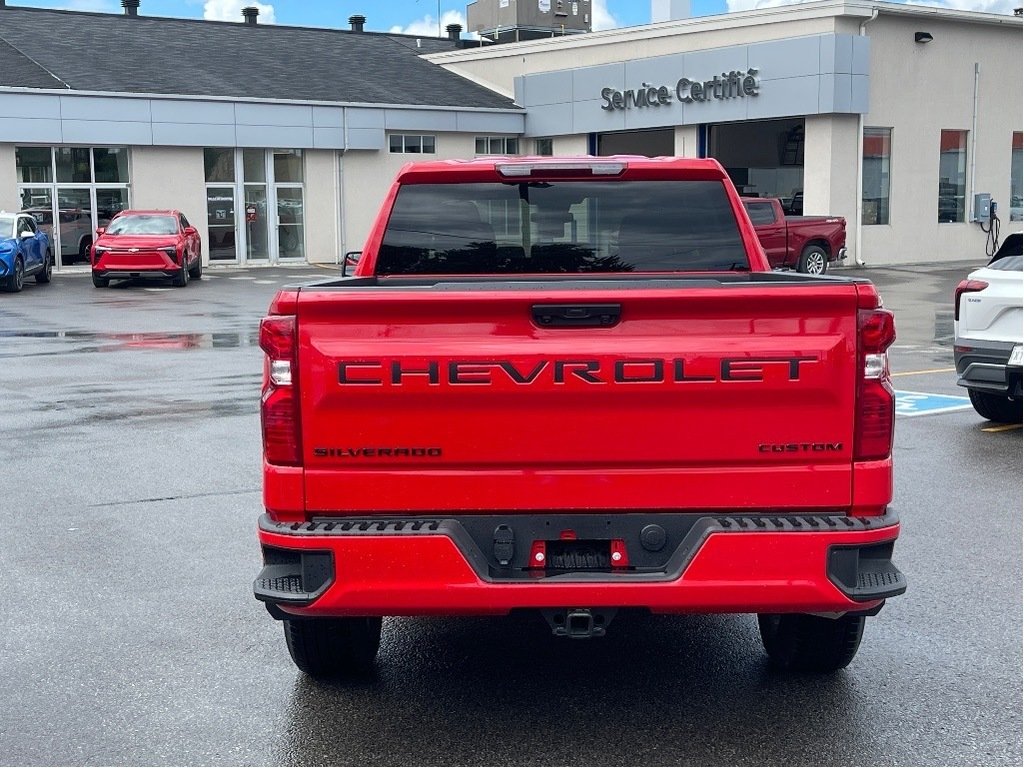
[95,227,106,236]
[342,251,362,277]
[20,230,34,239]
[185,227,198,236]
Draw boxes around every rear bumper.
[254,510,905,618]
[954,339,1023,396]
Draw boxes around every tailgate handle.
[531,303,621,328]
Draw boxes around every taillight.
[260,314,302,466]
[855,308,896,461]
[954,279,988,321]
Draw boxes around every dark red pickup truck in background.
[742,197,847,274]
[254,157,903,680]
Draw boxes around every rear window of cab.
[377,180,748,275]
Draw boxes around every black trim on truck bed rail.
[256,511,901,593]
[283,272,875,292]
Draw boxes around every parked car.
[0,211,52,292]
[91,210,202,288]
[954,233,1024,423]
[741,197,846,274]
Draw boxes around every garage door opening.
[707,118,805,213]
[596,128,675,157]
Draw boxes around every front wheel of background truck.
[757,613,865,673]
[283,617,382,679]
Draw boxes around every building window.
[15,146,131,269]
[204,148,235,182]
[475,136,519,155]
[15,146,53,183]
[389,134,436,154]
[534,138,554,156]
[863,128,891,225]
[93,148,129,183]
[1011,132,1022,222]
[938,130,968,223]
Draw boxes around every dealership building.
[0,0,1020,270]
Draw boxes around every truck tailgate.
[296,281,860,513]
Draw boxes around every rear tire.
[283,617,382,679]
[78,238,91,265]
[91,271,109,288]
[4,257,24,292]
[968,389,1023,423]
[758,613,865,673]
[797,245,828,275]
[36,249,53,284]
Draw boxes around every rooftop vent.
[122,0,140,15]
[446,23,462,40]
[242,6,259,25]
[349,14,366,32]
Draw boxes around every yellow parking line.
[891,367,956,377]
[981,424,1023,433]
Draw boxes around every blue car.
[0,211,52,292]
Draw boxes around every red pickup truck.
[254,157,904,679]
[742,197,847,274]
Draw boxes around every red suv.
[91,210,202,288]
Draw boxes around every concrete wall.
[860,15,1023,265]
[129,146,208,261]
[338,133,483,259]
[0,145,17,212]
[804,114,861,259]
[304,149,339,264]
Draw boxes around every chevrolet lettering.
[338,356,818,385]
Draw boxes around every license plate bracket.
[546,540,611,570]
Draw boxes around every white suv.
[953,233,1023,423]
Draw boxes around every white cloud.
[592,0,622,30]
[725,0,1016,12]
[203,0,276,24]
[389,9,470,37]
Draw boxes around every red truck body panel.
[255,157,900,628]
[294,283,861,513]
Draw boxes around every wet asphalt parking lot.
[0,263,1020,766]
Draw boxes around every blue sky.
[14,0,1017,31]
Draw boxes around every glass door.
[206,187,237,262]
[275,187,305,260]
[244,185,270,262]
[19,188,56,265]
[56,188,94,265]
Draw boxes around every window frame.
[862,127,892,226]
[937,129,968,224]
[388,134,437,155]
[475,136,520,156]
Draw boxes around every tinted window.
[18,217,37,233]
[744,202,776,225]
[106,215,178,235]
[377,180,747,275]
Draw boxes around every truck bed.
[285,272,877,515]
